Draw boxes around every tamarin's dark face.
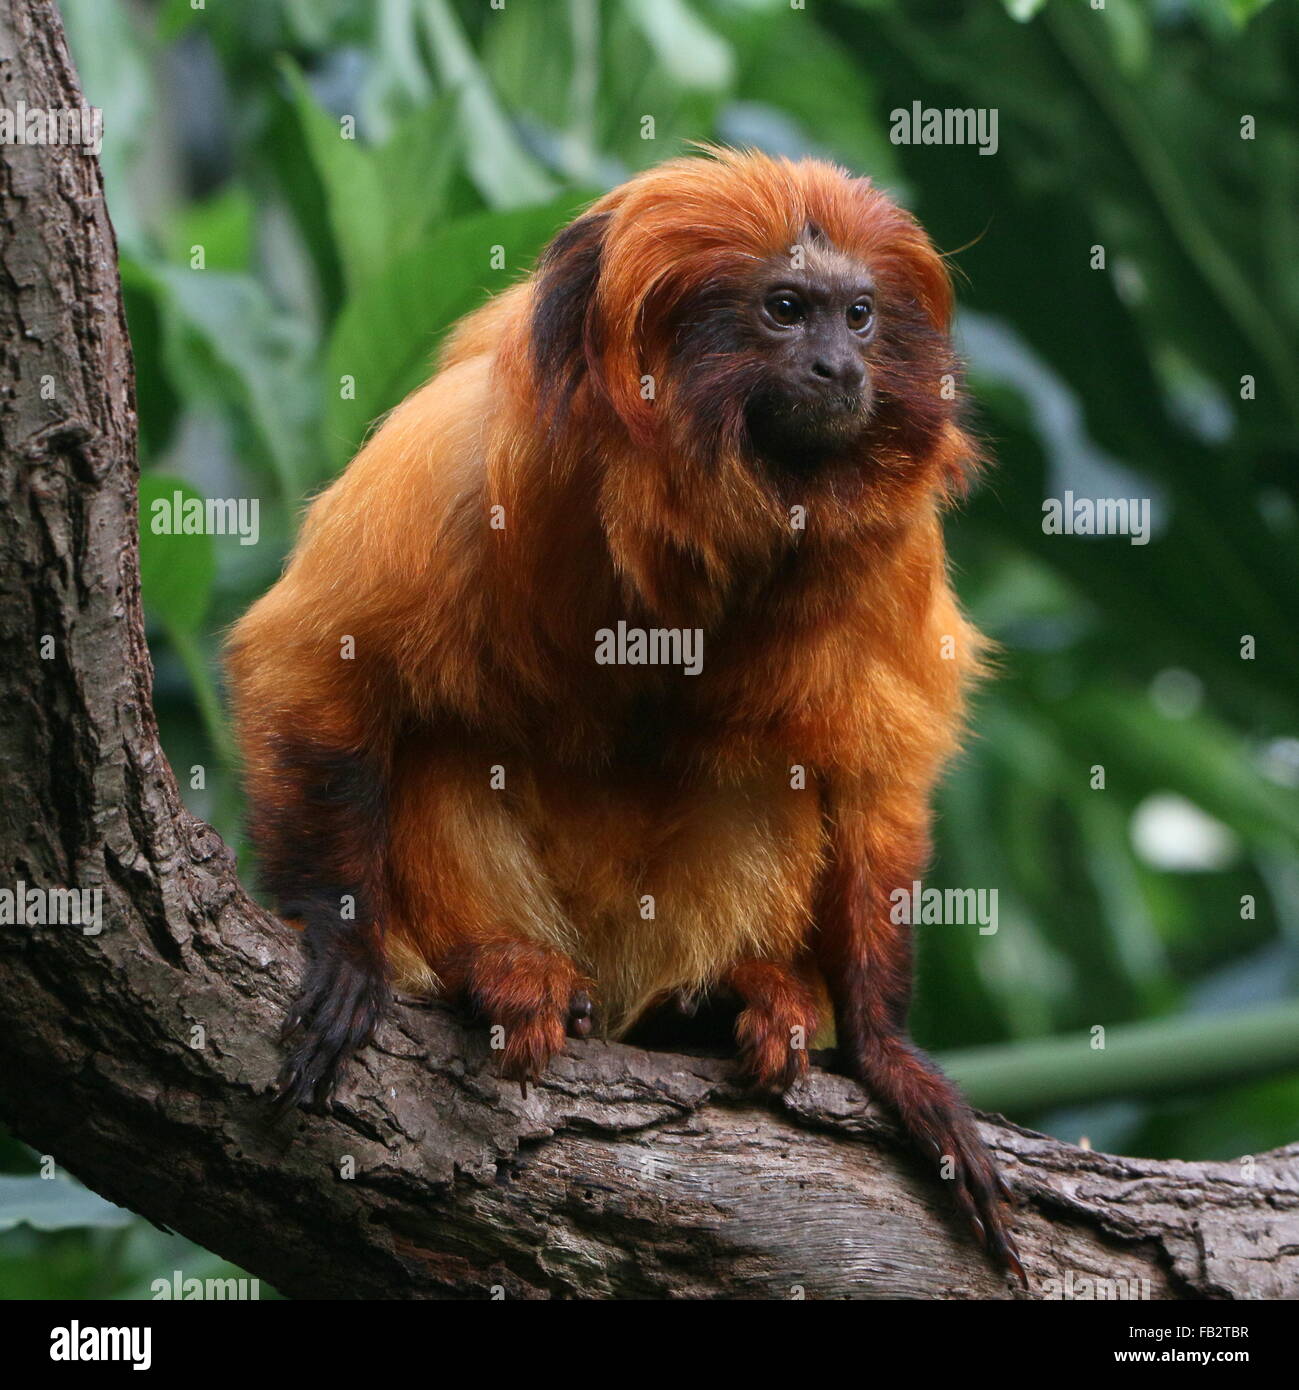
[671,232,880,472]
[741,239,877,468]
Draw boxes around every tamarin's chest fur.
[387,740,827,1035]
[232,351,976,1037]
[370,453,973,1031]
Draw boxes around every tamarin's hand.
[227,147,1019,1284]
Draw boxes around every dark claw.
[274,964,386,1114]
[991,1226,1027,1289]
[930,1127,1026,1287]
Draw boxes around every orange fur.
[227,148,1019,1277]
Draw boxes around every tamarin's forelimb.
[727,959,823,1093]
[437,936,595,1086]
[255,739,391,1111]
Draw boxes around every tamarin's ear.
[531,209,612,415]
[850,178,954,336]
[908,238,955,336]
[892,223,955,337]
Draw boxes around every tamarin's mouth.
[744,388,873,470]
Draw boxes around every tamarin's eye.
[765,292,804,327]
[847,300,874,332]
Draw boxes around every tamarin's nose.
[811,355,865,391]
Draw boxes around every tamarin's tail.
[251,738,391,1111]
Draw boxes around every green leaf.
[325,195,592,470]
[138,476,216,636]
[624,0,736,91]
[1226,0,1278,22]
[0,1175,133,1233]
[169,186,255,275]
[374,100,460,262]
[718,4,904,185]
[138,476,235,767]
[280,61,459,296]
[129,260,319,502]
[360,0,436,140]
[1070,688,1299,850]
[418,0,557,209]
[278,59,394,293]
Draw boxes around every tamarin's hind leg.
[727,960,823,1092]
[816,809,1025,1286]
[439,937,594,1089]
[251,739,391,1111]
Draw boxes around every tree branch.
[0,0,1295,1300]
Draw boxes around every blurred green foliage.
[4,0,1296,1295]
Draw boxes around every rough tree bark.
[0,0,1294,1301]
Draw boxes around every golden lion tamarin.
[227,147,1021,1280]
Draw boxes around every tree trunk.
[0,0,1294,1300]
